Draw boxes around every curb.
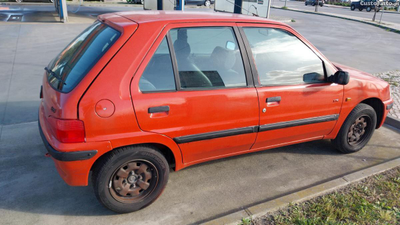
[271,6,400,35]
[200,157,400,225]
[384,115,400,131]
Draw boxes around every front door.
[131,24,259,165]
[239,25,344,150]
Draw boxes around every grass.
[291,19,296,22]
[281,6,288,9]
[239,217,252,225]
[253,167,400,225]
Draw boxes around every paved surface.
[0,5,400,225]
[1,122,400,225]
[272,0,400,25]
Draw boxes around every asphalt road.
[0,4,400,225]
[272,0,400,24]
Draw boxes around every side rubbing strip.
[174,126,258,144]
[259,114,339,132]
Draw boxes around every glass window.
[139,37,176,92]
[47,21,120,93]
[243,28,325,86]
[170,27,247,89]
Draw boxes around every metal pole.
[379,8,384,24]
[176,0,184,10]
[284,0,287,7]
[60,0,68,22]
[315,0,318,12]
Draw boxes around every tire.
[305,2,308,5]
[141,0,144,4]
[48,0,53,2]
[366,6,371,11]
[331,103,377,154]
[312,2,315,6]
[92,146,169,213]
[15,0,22,3]
[351,4,355,10]
[204,0,211,6]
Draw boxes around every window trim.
[237,26,329,88]
[167,26,253,92]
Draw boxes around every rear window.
[47,21,120,92]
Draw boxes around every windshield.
[47,21,120,92]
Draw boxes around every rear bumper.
[38,103,112,186]
[38,121,97,161]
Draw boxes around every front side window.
[47,21,120,92]
[243,27,325,86]
[170,27,247,89]
[139,37,176,92]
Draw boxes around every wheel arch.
[361,97,384,128]
[91,142,180,175]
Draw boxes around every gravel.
[372,70,400,119]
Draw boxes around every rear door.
[238,24,343,150]
[131,23,259,165]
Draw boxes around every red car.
[39,11,393,213]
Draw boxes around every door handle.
[266,96,281,107]
[266,96,281,103]
[148,106,170,113]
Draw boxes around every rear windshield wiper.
[44,67,66,85]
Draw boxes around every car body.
[39,11,393,213]
[351,0,380,11]
[305,0,324,6]
[184,0,214,6]
[127,0,144,4]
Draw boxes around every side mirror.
[303,72,325,83]
[328,71,349,85]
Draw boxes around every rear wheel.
[92,146,169,213]
[366,6,372,11]
[305,2,308,5]
[331,103,377,154]
[15,0,22,3]
[204,0,211,6]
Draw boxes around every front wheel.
[331,103,377,154]
[204,0,211,6]
[351,5,355,10]
[366,6,371,11]
[92,146,169,213]
[15,0,22,3]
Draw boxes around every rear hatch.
[40,15,138,144]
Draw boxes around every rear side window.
[169,27,247,89]
[47,21,120,92]
[139,37,176,92]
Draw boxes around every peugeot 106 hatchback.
[39,11,393,213]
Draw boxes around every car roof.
[101,11,287,27]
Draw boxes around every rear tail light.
[48,117,85,143]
